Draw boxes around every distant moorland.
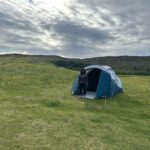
[0,54,150,75]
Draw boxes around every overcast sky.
[0,0,150,58]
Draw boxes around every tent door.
[87,68,101,92]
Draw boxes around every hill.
[0,56,149,149]
[50,55,150,75]
[1,54,150,75]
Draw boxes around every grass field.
[0,56,150,150]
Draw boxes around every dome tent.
[72,65,123,99]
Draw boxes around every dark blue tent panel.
[72,65,123,99]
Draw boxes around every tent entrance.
[86,68,101,96]
[85,68,101,99]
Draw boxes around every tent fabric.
[72,65,123,99]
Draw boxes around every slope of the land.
[51,55,150,75]
[1,54,150,75]
[0,56,149,150]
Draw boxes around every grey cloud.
[0,0,150,58]
[47,20,116,58]
[0,7,41,33]
[77,0,150,41]
[0,1,50,51]
[52,20,114,42]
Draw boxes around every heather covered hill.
[51,56,150,75]
[1,54,149,75]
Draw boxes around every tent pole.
[105,86,107,107]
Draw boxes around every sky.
[0,0,150,58]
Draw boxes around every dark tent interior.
[87,69,101,92]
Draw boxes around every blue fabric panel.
[96,71,111,98]
[111,80,123,96]
[116,85,123,93]
[72,75,79,95]
[110,81,116,96]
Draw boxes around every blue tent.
[72,65,123,99]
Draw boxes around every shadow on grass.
[46,101,61,108]
[90,117,103,123]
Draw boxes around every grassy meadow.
[0,56,150,150]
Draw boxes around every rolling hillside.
[0,56,150,150]
[51,56,150,75]
[1,54,150,75]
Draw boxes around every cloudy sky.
[0,0,150,58]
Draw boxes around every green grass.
[0,57,150,150]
